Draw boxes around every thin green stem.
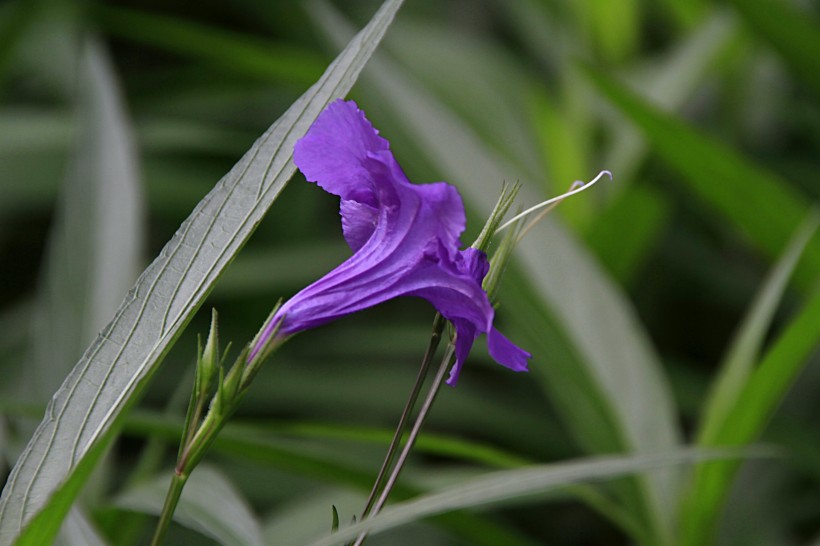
[359,314,445,520]
[149,470,188,546]
[352,341,456,546]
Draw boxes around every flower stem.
[352,340,456,546]
[149,469,188,546]
[359,314,445,520]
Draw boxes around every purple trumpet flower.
[250,100,530,385]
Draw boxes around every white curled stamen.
[494,170,612,235]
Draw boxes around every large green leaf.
[311,3,681,544]
[0,1,404,544]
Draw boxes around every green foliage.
[1,0,818,545]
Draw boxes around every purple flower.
[251,99,530,385]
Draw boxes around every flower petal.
[293,99,389,203]
[488,327,531,372]
[446,319,478,386]
[340,199,378,252]
[249,99,532,382]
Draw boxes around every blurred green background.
[1,0,819,545]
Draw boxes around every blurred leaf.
[486,0,568,71]
[311,3,682,544]
[0,110,73,153]
[585,67,820,287]
[0,0,47,85]
[584,185,671,284]
[530,88,592,228]
[601,10,739,183]
[98,7,325,86]
[116,465,264,546]
[681,276,820,545]
[55,508,108,546]
[306,449,742,546]
[698,212,819,444]
[659,0,709,27]
[23,38,143,401]
[385,20,542,180]
[728,0,820,97]
[578,0,640,63]
[0,1,405,543]
[214,243,349,297]
[124,411,530,471]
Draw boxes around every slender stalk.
[359,314,445,520]
[149,470,188,546]
[352,341,456,546]
[150,329,278,545]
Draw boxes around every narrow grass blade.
[115,466,264,546]
[681,274,820,545]
[585,68,820,287]
[0,1,404,544]
[698,212,820,444]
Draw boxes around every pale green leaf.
[306,450,745,546]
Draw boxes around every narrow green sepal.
[331,506,340,533]
[198,309,220,394]
[195,334,203,394]
[483,212,524,304]
[214,365,226,415]
[471,182,521,253]
[248,299,284,360]
[220,349,248,411]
